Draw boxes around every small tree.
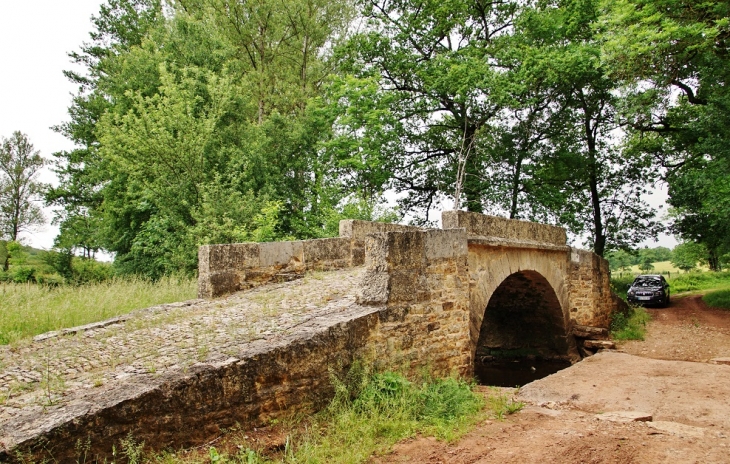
[671,242,706,272]
[0,132,46,256]
[638,258,655,273]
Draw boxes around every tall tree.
[600,0,730,266]
[51,0,355,277]
[503,0,662,255]
[335,0,519,221]
[0,132,46,270]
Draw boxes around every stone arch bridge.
[202,210,621,371]
[1,211,622,462]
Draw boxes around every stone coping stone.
[442,210,567,246]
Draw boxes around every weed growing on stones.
[158,367,502,463]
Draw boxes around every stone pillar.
[357,229,472,377]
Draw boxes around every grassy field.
[0,276,197,345]
[612,260,710,278]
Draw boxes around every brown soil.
[370,296,730,463]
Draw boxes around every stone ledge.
[572,325,609,340]
[32,300,203,342]
[467,236,571,252]
[442,210,567,246]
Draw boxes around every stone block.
[303,237,350,266]
[339,219,419,239]
[357,271,390,305]
[572,325,609,339]
[388,269,425,303]
[259,241,304,267]
[385,232,425,269]
[583,340,616,350]
[442,210,566,245]
[207,243,261,270]
[424,228,467,260]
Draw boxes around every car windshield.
[633,278,662,287]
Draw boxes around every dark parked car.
[627,274,670,307]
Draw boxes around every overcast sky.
[0,1,104,249]
[0,1,677,251]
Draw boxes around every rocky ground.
[373,296,730,464]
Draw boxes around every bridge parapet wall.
[199,220,420,298]
[358,228,472,377]
[442,210,567,246]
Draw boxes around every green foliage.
[610,306,651,341]
[703,289,730,310]
[0,276,196,345]
[668,271,730,294]
[151,368,510,463]
[0,132,46,243]
[610,274,635,300]
[638,258,655,273]
[671,242,707,272]
[600,0,730,267]
[50,0,357,277]
[260,370,484,463]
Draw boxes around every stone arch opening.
[474,270,574,386]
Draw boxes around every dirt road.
[371,296,730,463]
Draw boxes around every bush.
[11,266,36,283]
[71,257,114,284]
[611,306,651,340]
[703,289,730,310]
[668,271,730,293]
[610,274,635,300]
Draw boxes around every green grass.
[0,276,197,344]
[667,271,730,294]
[610,306,651,341]
[148,368,520,464]
[703,289,730,309]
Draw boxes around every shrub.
[71,257,114,284]
[611,306,651,340]
[11,266,36,283]
[703,289,730,310]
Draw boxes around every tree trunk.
[509,150,525,219]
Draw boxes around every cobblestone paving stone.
[0,268,364,425]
